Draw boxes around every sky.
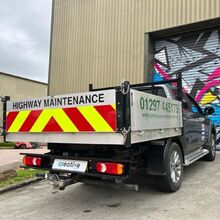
[0,0,52,83]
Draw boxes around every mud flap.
[146,142,169,176]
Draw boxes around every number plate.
[52,159,88,172]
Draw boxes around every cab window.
[184,94,203,114]
[143,87,167,98]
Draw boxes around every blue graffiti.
[207,105,220,126]
[153,71,163,82]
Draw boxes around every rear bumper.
[20,152,132,180]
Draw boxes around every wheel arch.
[167,138,185,164]
[154,139,184,192]
[146,138,184,176]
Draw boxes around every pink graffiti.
[206,66,220,82]
[154,63,172,81]
[195,80,220,102]
[154,63,187,92]
[195,66,220,102]
[155,64,220,103]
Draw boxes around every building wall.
[49,0,220,95]
[0,73,47,135]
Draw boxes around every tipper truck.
[1,75,216,192]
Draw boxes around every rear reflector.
[96,162,124,175]
[23,156,42,167]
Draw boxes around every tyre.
[154,142,183,192]
[20,144,26,149]
[204,133,216,161]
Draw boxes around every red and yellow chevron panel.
[6,105,116,133]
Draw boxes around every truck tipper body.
[1,76,216,192]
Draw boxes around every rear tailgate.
[5,89,125,145]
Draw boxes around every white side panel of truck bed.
[130,89,183,143]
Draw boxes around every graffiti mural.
[153,30,220,143]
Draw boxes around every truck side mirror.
[204,106,215,115]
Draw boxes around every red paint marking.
[42,116,63,132]
[63,107,95,131]
[19,110,42,132]
[6,111,19,131]
[94,105,116,131]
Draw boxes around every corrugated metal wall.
[0,73,47,133]
[49,0,220,95]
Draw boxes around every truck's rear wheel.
[204,133,216,161]
[155,142,183,192]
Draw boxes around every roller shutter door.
[153,29,220,132]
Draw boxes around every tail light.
[23,156,42,167]
[96,162,124,175]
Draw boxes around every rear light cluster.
[23,156,42,167]
[96,162,124,175]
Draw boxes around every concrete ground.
[0,153,219,220]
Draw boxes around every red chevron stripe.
[94,105,116,131]
[43,116,63,132]
[63,107,95,131]
[19,110,42,132]
[6,111,19,131]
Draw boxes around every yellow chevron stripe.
[8,110,31,132]
[52,109,78,132]
[8,105,115,133]
[30,108,79,132]
[6,112,9,116]
[30,109,51,132]
[111,104,116,110]
[77,106,113,132]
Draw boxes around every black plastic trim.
[1,96,10,142]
